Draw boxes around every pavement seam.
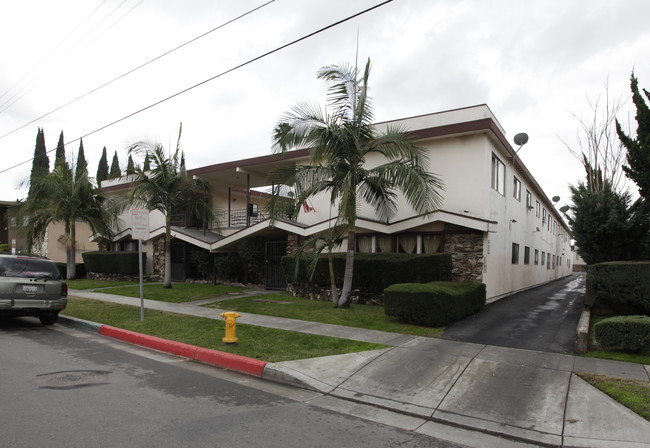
[560,372,575,446]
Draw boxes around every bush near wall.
[54,262,86,279]
[384,281,486,327]
[587,261,650,315]
[594,315,650,352]
[282,253,453,293]
[82,251,146,275]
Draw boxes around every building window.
[511,243,520,264]
[536,201,541,218]
[524,246,530,265]
[491,153,505,195]
[547,256,551,269]
[542,208,547,226]
[356,235,373,253]
[534,249,539,265]
[513,177,521,201]
[526,190,532,209]
[376,235,393,253]
[9,216,16,227]
[541,252,546,266]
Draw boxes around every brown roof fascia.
[188,148,311,177]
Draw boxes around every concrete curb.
[58,315,267,377]
[574,307,591,354]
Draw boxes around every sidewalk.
[65,289,650,447]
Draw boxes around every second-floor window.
[513,177,521,201]
[491,153,505,195]
[526,190,532,209]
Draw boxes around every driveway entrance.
[442,273,586,353]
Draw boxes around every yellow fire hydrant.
[220,311,242,344]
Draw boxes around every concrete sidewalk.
[67,289,650,447]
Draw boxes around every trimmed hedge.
[282,252,453,293]
[55,262,86,279]
[82,251,146,275]
[384,281,486,327]
[587,262,650,314]
[594,315,650,352]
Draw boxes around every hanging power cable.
[0,0,393,176]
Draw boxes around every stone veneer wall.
[152,235,166,280]
[443,224,484,283]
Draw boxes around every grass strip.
[66,279,150,290]
[209,293,444,337]
[577,373,650,421]
[62,297,387,362]
[88,283,247,303]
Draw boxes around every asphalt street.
[442,273,586,353]
[0,318,464,448]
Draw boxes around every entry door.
[265,241,287,290]
[171,241,186,282]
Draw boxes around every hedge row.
[282,252,453,293]
[587,261,650,314]
[82,251,146,275]
[594,315,650,352]
[384,281,486,327]
[54,263,86,279]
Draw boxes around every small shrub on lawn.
[594,315,650,352]
[384,281,486,327]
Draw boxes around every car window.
[0,257,62,280]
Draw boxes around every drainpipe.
[246,173,250,227]
[228,187,231,228]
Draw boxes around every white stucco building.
[102,105,573,301]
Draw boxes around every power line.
[0,0,394,176]
[0,0,276,140]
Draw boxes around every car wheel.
[39,311,59,325]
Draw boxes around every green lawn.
[89,283,247,303]
[209,293,444,337]
[66,279,149,290]
[578,373,650,422]
[62,297,386,362]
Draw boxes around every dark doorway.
[171,241,186,282]
[265,241,287,290]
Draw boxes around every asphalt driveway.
[442,273,586,353]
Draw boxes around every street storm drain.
[34,370,112,390]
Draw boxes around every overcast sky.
[1,0,649,211]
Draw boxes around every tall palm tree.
[270,59,445,308]
[20,164,114,279]
[127,124,212,288]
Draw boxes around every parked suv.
[0,254,67,325]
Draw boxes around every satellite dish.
[552,196,560,203]
[513,133,529,147]
[559,205,570,213]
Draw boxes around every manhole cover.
[34,370,111,390]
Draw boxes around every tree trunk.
[67,220,76,280]
[337,230,355,308]
[163,217,172,288]
[327,251,339,306]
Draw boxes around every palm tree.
[270,59,444,308]
[293,225,347,305]
[20,164,114,279]
[127,124,212,288]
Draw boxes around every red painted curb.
[98,325,268,376]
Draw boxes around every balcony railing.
[215,208,267,229]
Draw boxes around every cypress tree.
[75,139,88,180]
[96,147,109,183]
[28,128,49,197]
[617,73,650,200]
[109,151,121,179]
[126,154,135,175]
[143,152,151,171]
[54,131,68,172]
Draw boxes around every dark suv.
[0,254,67,325]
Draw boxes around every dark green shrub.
[82,251,146,275]
[384,281,486,327]
[594,315,650,352]
[215,253,244,283]
[282,253,453,293]
[587,262,650,314]
[55,262,86,279]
